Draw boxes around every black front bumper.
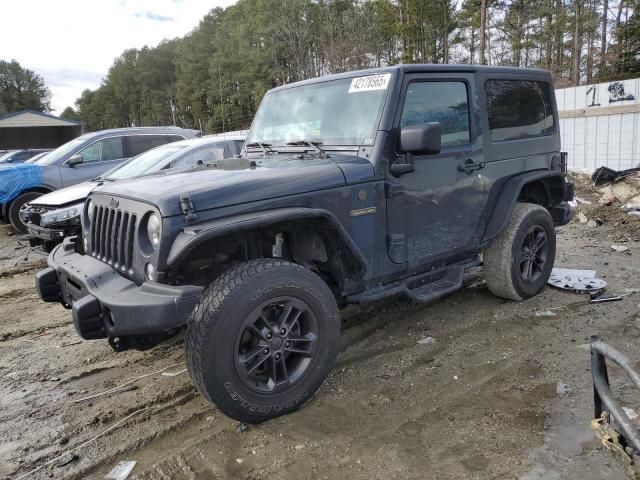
[36,237,203,340]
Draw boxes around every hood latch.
[180,194,197,223]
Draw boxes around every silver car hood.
[31,181,96,207]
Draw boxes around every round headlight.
[86,200,94,222]
[146,213,162,248]
[145,263,156,281]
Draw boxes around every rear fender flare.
[481,170,565,244]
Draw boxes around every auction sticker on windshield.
[348,73,391,93]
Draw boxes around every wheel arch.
[2,186,54,218]
[481,170,566,244]
[166,208,368,292]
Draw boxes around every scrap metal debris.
[105,460,137,480]
[548,268,607,293]
[592,166,640,187]
[590,292,633,303]
[417,336,434,345]
[590,338,640,479]
[612,245,630,253]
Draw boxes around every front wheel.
[483,203,556,301]
[8,191,42,234]
[185,259,340,423]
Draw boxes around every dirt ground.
[2,173,640,480]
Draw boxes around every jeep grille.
[90,205,137,272]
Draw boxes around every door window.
[400,81,470,149]
[126,135,174,157]
[485,80,554,142]
[78,137,124,163]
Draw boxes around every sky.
[0,0,237,114]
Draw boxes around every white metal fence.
[556,78,640,172]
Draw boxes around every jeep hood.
[31,181,96,207]
[91,155,373,217]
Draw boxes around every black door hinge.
[387,233,407,263]
[385,181,405,198]
[180,194,197,223]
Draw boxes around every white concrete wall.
[556,78,640,172]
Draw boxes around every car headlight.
[146,213,162,249]
[40,203,84,227]
[86,200,94,222]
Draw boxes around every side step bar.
[347,256,480,304]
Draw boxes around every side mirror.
[400,122,441,155]
[67,154,83,166]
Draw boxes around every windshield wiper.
[284,140,327,158]
[245,142,276,155]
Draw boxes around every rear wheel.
[8,191,43,234]
[483,203,556,301]
[185,259,340,423]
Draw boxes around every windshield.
[105,144,187,180]
[0,152,15,163]
[35,138,86,165]
[25,152,49,164]
[247,74,391,147]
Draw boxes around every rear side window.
[78,137,124,163]
[126,135,173,157]
[400,81,470,149]
[485,80,554,142]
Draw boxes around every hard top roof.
[270,64,551,93]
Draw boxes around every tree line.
[60,0,639,133]
[0,60,51,115]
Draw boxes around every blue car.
[0,126,200,233]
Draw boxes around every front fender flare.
[166,207,368,277]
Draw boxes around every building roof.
[0,110,82,128]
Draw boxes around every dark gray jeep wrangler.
[36,65,574,423]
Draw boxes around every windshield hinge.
[180,194,197,223]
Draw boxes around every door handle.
[458,159,485,174]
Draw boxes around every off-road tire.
[483,203,556,301]
[185,259,340,424]
[8,191,42,234]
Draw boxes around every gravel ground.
[1,176,640,479]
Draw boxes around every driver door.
[386,73,489,268]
